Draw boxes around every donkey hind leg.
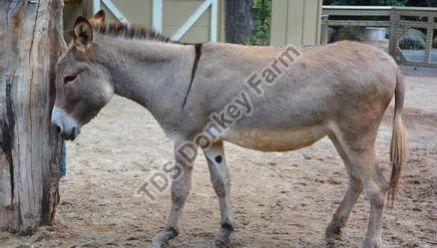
[326,134,363,240]
[359,150,388,248]
[152,143,197,248]
[331,132,388,248]
[203,142,235,247]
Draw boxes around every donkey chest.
[221,125,328,152]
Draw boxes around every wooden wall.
[270,0,322,46]
[64,0,322,46]
[64,0,226,43]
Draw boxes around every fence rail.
[322,6,437,68]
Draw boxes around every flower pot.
[363,27,387,41]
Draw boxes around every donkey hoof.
[325,223,342,240]
[362,238,382,248]
[151,241,169,248]
[152,227,178,248]
[215,239,231,248]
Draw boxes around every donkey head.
[52,11,112,140]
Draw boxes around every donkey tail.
[388,71,407,206]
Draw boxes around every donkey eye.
[64,74,77,84]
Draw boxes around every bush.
[246,0,271,46]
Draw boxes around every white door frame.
[93,0,129,24]
[92,0,218,42]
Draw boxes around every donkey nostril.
[56,126,61,134]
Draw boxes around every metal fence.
[321,6,437,68]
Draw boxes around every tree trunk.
[225,0,256,44]
[0,0,65,232]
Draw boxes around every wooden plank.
[286,0,305,45]
[399,12,437,18]
[270,0,288,46]
[398,20,437,29]
[321,5,437,11]
[323,6,391,10]
[392,6,437,12]
[323,9,391,16]
[322,20,391,27]
[302,0,320,45]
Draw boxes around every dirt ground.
[1,66,436,248]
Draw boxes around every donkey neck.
[93,37,195,111]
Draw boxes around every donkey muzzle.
[51,107,81,140]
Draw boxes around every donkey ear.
[73,16,93,51]
[89,10,105,27]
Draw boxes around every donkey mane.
[94,23,178,44]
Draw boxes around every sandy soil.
[1,66,436,248]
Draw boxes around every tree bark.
[0,0,65,232]
[225,0,256,44]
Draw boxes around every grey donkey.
[52,11,407,248]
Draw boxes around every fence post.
[424,16,434,63]
[388,7,399,60]
[321,14,329,44]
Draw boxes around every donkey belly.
[222,124,329,152]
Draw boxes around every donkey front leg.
[204,142,235,247]
[152,142,197,248]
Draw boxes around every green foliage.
[246,0,272,46]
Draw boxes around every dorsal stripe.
[182,43,203,109]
